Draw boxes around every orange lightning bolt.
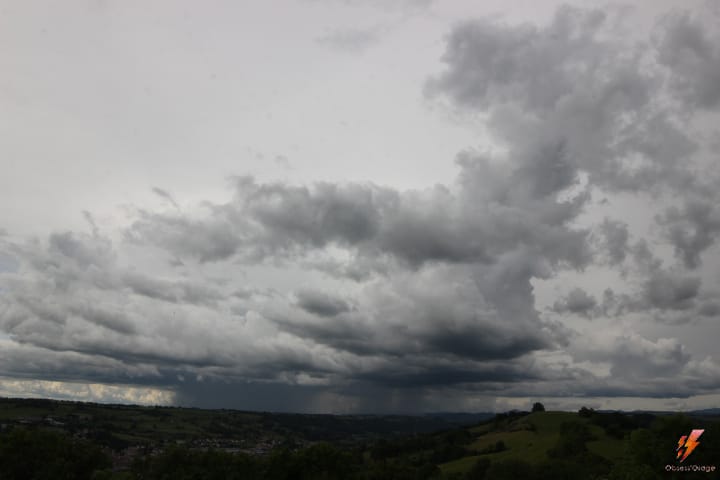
[676,429,704,462]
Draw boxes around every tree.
[0,428,110,480]
[578,406,594,418]
[532,402,545,412]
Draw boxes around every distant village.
[0,407,304,472]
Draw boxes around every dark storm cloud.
[108,3,720,408]
[0,340,164,385]
[352,360,539,388]
[271,263,555,364]
[130,156,591,271]
[241,179,383,250]
[173,378,329,412]
[3,3,720,411]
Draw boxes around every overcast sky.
[1,0,720,413]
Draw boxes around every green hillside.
[435,409,720,480]
[440,411,625,476]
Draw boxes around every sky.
[1,0,720,413]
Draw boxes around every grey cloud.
[316,27,381,53]
[129,164,591,272]
[406,2,720,333]
[243,179,383,250]
[425,6,608,112]
[126,212,243,263]
[426,4,704,196]
[122,271,224,307]
[1,234,246,370]
[300,256,382,282]
[82,210,99,237]
[569,334,698,387]
[552,288,598,316]
[608,335,690,379]
[598,275,718,325]
[295,289,351,317]
[66,303,138,335]
[629,239,663,273]
[656,10,720,109]
[644,270,701,311]
[444,334,720,400]
[152,187,180,210]
[657,198,720,268]
[305,0,433,11]
[47,231,115,269]
[595,219,630,265]
[596,267,704,319]
[698,301,720,317]
[0,250,19,273]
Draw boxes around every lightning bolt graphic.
[676,435,687,459]
[677,429,704,462]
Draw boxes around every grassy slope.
[440,411,625,476]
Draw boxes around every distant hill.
[688,407,720,416]
[0,396,486,449]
